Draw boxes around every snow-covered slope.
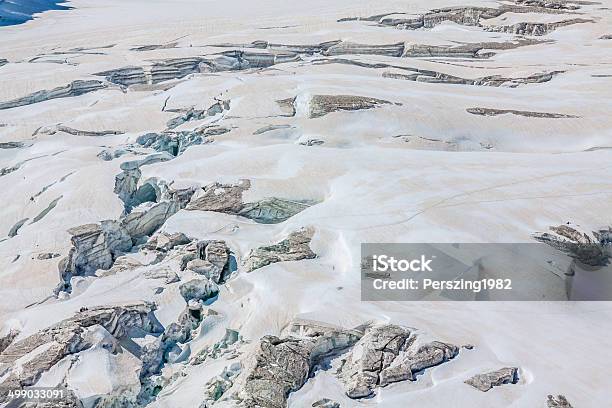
[1,0,611,407]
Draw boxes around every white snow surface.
[1,0,611,407]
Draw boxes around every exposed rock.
[276,97,296,117]
[403,43,490,58]
[253,124,294,135]
[136,126,227,156]
[95,66,147,87]
[0,303,158,392]
[114,167,142,209]
[121,200,180,239]
[97,148,130,161]
[467,107,578,118]
[30,195,63,224]
[190,328,245,366]
[1,163,20,177]
[114,152,174,211]
[0,141,25,149]
[179,278,219,303]
[199,50,300,73]
[243,228,316,272]
[486,18,593,36]
[231,323,361,408]
[378,341,459,386]
[0,58,7,67]
[140,301,203,385]
[145,231,192,252]
[312,398,341,408]
[166,99,230,129]
[100,255,143,276]
[339,324,459,398]
[151,57,207,83]
[547,394,574,407]
[238,197,313,224]
[383,7,503,29]
[308,94,393,118]
[187,259,221,280]
[186,179,251,213]
[464,367,519,391]
[39,125,124,137]
[56,221,133,292]
[201,240,230,280]
[339,324,411,398]
[8,217,29,237]
[348,5,572,31]
[383,68,562,87]
[200,362,242,406]
[36,252,61,260]
[323,41,405,57]
[210,39,340,55]
[299,139,325,146]
[0,330,19,354]
[534,224,612,266]
[98,50,299,87]
[0,80,107,110]
[515,0,580,10]
[131,42,178,51]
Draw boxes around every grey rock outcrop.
[57,221,133,292]
[0,141,25,149]
[467,107,578,118]
[547,394,574,407]
[136,126,228,156]
[534,224,612,266]
[243,228,316,272]
[464,367,519,391]
[232,324,361,408]
[238,197,314,224]
[378,341,459,386]
[166,99,230,129]
[145,231,192,252]
[486,18,593,36]
[253,124,294,135]
[38,125,124,137]
[515,0,580,10]
[114,152,174,211]
[312,399,340,408]
[339,324,459,398]
[383,68,561,87]
[187,179,313,224]
[8,218,29,237]
[0,303,158,392]
[187,179,251,213]
[179,278,219,303]
[0,330,19,354]
[339,324,411,398]
[139,302,207,402]
[131,42,178,51]
[308,94,393,118]
[200,240,230,280]
[323,41,405,57]
[95,66,147,87]
[0,80,107,110]
[187,259,221,280]
[121,200,180,239]
[276,97,296,117]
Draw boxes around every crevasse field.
[0,0,611,407]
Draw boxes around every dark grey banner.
[361,243,612,301]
